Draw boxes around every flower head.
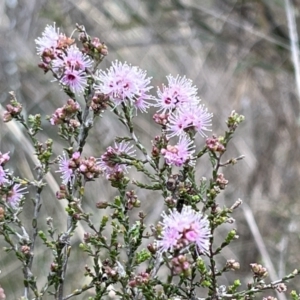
[35,23,61,55]
[5,184,27,209]
[157,206,210,254]
[60,68,88,94]
[95,60,153,112]
[56,153,75,184]
[35,23,74,57]
[155,75,199,113]
[53,45,93,71]
[161,135,195,167]
[99,141,136,178]
[167,104,213,138]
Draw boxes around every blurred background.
[1,0,300,299]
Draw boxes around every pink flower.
[35,23,62,55]
[60,68,88,94]
[157,206,210,255]
[161,135,195,167]
[95,60,153,112]
[133,89,153,114]
[6,184,27,209]
[56,153,74,184]
[167,104,213,138]
[0,166,8,185]
[99,141,136,177]
[155,75,199,113]
[53,45,93,71]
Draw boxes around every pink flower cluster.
[96,62,213,168]
[157,205,211,255]
[128,272,150,288]
[36,24,213,170]
[206,135,226,152]
[155,75,199,113]
[3,100,22,123]
[95,60,154,113]
[0,152,27,209]
[155,75,213,167]
[57,152,101,184]
[155,75,212,136]
[161,135,195,167]
[35,24,93,94]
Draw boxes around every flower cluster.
[35,24,74,70]
[96,66,213,167]
[57,152,101,185]
[54,46,92,94]
[171,254,191,275]
[161,134,195,167]
[125,190,140,210]
[78,34,108,57]
[50,98,80,126]
[99,141,136,179]
[35,24,105,94]
[154,75,213,137]
[95,60,154,113]
[90,92,110,115]
[206,135,225,153]
[250,263,268,279]
[155,75,199,113]
[166,104,213,139]
[157,205,211,255]
[128,272,150,288]
[2,96,22,123]
[216,173,228,190]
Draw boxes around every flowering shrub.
[0,23,299,300]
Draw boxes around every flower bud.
[147,243,157,254]
[250,263,268,278]
[216,173,228,189]
[226,259,240,271]
[21,245,31,255]
[50,262,58,272]
[276,283,287,293]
